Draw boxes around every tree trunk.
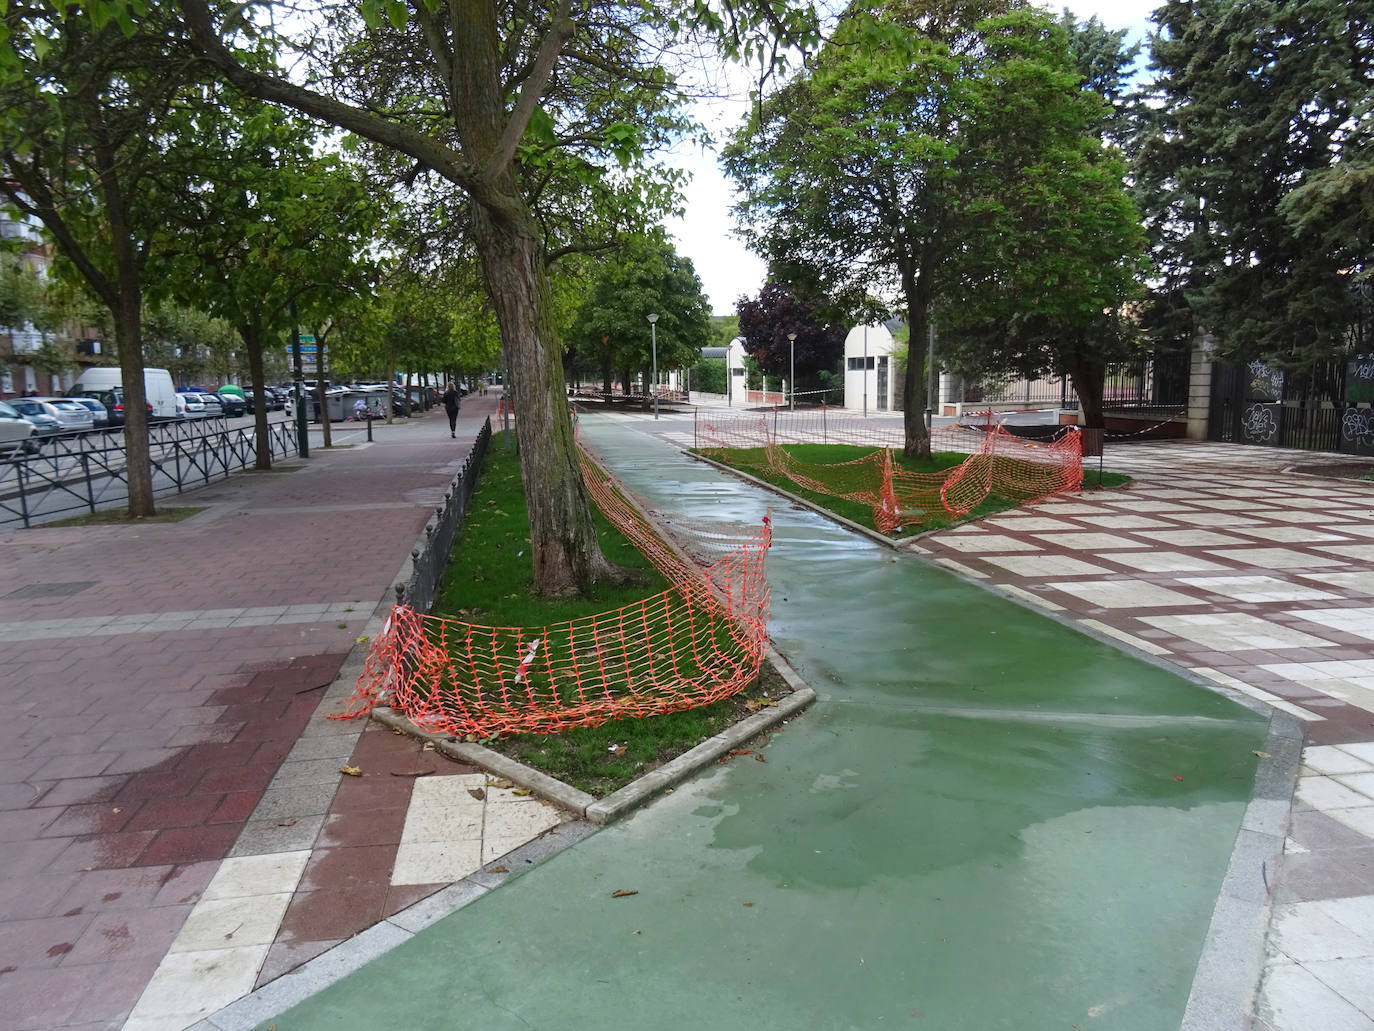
[1067,354,1106,458]
[471,201,625,596]
[900,265,933,461]
[243,323,271,470]
[114,293,156,518]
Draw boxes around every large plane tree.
[165,0,816,597]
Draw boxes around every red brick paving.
[0,401,496,1030]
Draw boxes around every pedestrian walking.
[442,382,461,438]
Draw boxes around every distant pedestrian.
[442,383,461,438]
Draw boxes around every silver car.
[0,400,40,454]
[195,392,224,418]
[10,397,92,435]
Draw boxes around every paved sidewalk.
[0,395,545,1031]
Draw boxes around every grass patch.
[431,431,784,796]
[700,443,1131,534]
[41,506,204,527]
[698,444,1021,535]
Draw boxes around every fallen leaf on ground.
[468,787,486,801]
[754,753,767,762]
[489,865,509,874]
[1253,750,1272,759]
[277,818,299,827]
[421,742,435,751]
[611,889,638,898]
[512,787,532,796]
[355,635,368,643]
[390,770,433,777]
[340,765,362,776]
[487,778,515,788]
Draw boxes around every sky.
[666,1,1159,315]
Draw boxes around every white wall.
[842,324,896,413]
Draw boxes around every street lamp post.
[647,313,659,420]
[788,332,797,411]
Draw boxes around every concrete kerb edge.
[368,642,818,826]
[1179,711,1302,1031]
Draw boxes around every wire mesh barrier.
[695,411,1082,533]
[335,446,773,738]
[0,419,298,528]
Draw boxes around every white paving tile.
[1303,572,1374,595]
[1139,612,1331,651]
[1307,956,1374,1017]
[400,805,484,845]
[1045,579,1204,609]
[1135,529,1249,546]
[1077,619,1168,655]
[1171,511,1265,527]
[1232,525,1355,543]
[125,945,271,1031]
[482,800,563,838]
[1297,776,1374,812]
[936,534,1042,553]
[410,772,488,806]
[1078,515,1177,529]
[391,838,484,886]
[1029,531,1142,550]
[168,893,293,952]
[1105,551,1231,573]
[980,555,1115,577]
[1272,900,1374,963]
[1286,607,1374,642]
[1259,960,1374,1031]
[1334,772,1374,801]
[201,850,311,901]
[1303,745,1374,776]
[1205,547,1344,569]
[1340,742,1374,764]
[1177,575,1339,604]
[982,516,1077,531]
[1317,544,1374,561]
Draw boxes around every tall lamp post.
[647,313,659,420]
[788,332,797,411]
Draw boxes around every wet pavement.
[4,400,1373,1030]
[211,416,1276,1031]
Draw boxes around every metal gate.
[1209,358,1374,455]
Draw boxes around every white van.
[69,366,179,420]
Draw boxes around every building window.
[847,357,876,371]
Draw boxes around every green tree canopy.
[567,234,712,395]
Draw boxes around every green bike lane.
[251,417,1272,1031]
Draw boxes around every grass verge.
[430,431,785,797]
[698,444,1132,536]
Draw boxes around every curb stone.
[370,642,817,825]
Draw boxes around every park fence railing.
[393,415,492,615]
[0,418,298,528]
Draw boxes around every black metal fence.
[1209,358,1374,455]
[395,416,492,614]
[966,352,1190,410]
[0,418,299,528]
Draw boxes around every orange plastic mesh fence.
[697,411,1081,532]
[334,448,771,737]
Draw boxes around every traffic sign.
[299,334,316,343]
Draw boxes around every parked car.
[0,400,40,454]
[216,392,247,417]
[67,395,110,429]
[8,399,63,441]
[10,397,93,435]
[174,393,206,419]
[195,393,224,419]
[259,386,285,411]
[66,387,152,427]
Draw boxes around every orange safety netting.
[696,410,1082,533]
[335,447,771,737]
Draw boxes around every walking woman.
[442,383,461,437]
